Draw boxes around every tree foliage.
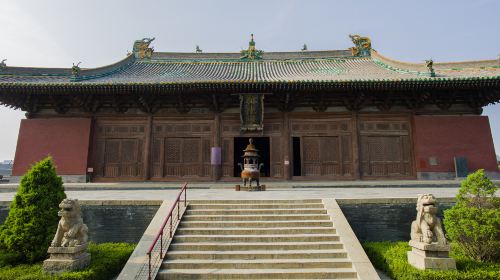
[444,169,500,262]
[0,157,66,263]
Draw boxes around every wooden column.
[213,112,222,181]
[283,112,292,180]
[352,112,361,180]
[143,115,153,180]
[87,116,96,182]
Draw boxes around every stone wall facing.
[0,199,455,243]
[338,198,455,242]
[0,201,160,243]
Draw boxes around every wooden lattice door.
[361,135,411,177]
[163,137,210,178]
[270,136,283,178]
[302,136,348,177]
[221,138,234,177]
[102,138,143,178]
[359,120,413,178]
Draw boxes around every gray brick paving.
[0,187,461,202]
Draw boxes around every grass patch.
[363,241,500,280]
[0,243,135,280]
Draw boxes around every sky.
[0,0,499,160]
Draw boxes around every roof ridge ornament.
[349,34,371,57]
[240,34,264,60]
[301,44,308,51]
[425,59,436,77]
[133,37,155,59]
[0,59,6,73]
[70,62,82,82]
[71,61,81,75]
[196,45,203,53]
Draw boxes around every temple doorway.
[233,137,270,177]
[292,137,302,176]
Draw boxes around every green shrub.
[0,157,66,263]
[444,169,500,262]
[0,243,135,280]
[363,241,500,280]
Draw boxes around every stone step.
[189,199,323,204]
[173,234,341,243]
[162,258,353,269]
[150,199,372,279]
[186,209,328,215]
[179,220,334,228]
[176,227,336,235]
[169,241,344,251]
[182,213,331,221]
[188,203,325,209]
[157,268,358,279]
[165,249,348,260]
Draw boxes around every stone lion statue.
[410,194,446,244]
[51,198,88,247]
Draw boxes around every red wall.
[414,116,498,172]
[12,118,92,176]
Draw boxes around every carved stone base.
[237,184,266,191]
[407,240,456,270]
[43,244,91,273]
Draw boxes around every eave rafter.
[343,92,366,112]
[0,79,499,115]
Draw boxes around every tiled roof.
[1,50,499,86]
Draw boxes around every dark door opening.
[233,137,270,177]
[292,137,302,176]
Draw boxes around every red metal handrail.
[146,182,188,280]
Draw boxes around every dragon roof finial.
[348,34,372,57]
[133,37,155,59]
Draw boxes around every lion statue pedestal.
[407,194,455,270]
[43,199,90,273]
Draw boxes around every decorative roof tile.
[0,49,499,86]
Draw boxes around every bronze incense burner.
[237,138,264,191]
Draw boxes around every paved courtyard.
[0,186,462,202]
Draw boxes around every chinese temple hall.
[1,35,499,183]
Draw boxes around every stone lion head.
[416,194,438,216]
[58,198,81,219]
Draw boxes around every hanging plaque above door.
[239,93,264,132]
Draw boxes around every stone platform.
[3,179,497,192]
[407,240,456,270]
[43,244,91,273]
[235,184,266,191]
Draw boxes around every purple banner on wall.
[211,147,221,165]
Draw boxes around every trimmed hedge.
[363,241,500,280]
[0,242,135,280]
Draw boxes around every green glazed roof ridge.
[144,56,357,64]
[72,58,135,82]
[1,74,500,87]
[372,58,432,77]
[373,57,500,73]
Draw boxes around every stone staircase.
[157,199,364,279]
